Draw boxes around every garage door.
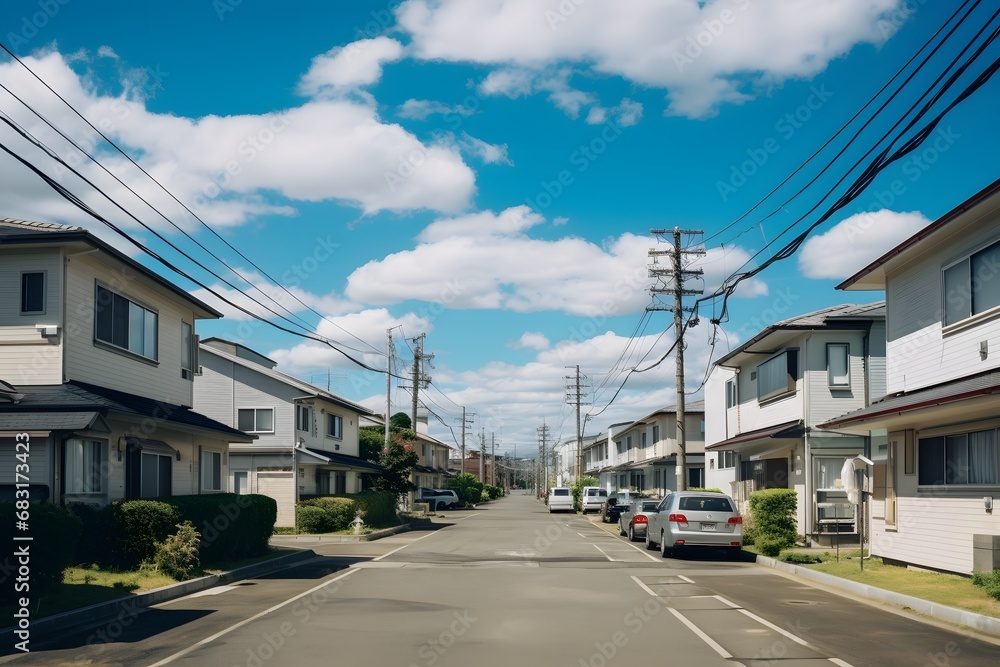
[256,471,295,527]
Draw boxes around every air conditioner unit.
[36,325,59,337]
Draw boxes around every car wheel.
[660,532,672,558]
[628,525,636,542]
[645,530,656,551]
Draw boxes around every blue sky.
[1,0,997,454]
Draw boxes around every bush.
[448,473,484,506]
[483,485,503,500]
[160,494,276,564]
[297,492,398,533]
[297,505,335,534]
[972,570,1000,601]
[689,487,724,494]
[756,535,786,558]
[782,552,824,565]
[0,502,82,602]
[154,521,201,580]
[349,492,397,528]
[112,500,182,569]
[749,488,797,548]
[299,497,355,531]
[67,502,115,565]
[741,524,756,547]
[571,477,599,509]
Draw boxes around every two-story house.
[194,338,379,527]
[582,433,608,483]
[411,418,454,490]
[820,179,1000,574]
[0,218,252,506]
[704,302,886,543]
[605,402,705,496]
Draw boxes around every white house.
[194,338,378,527]
[604,403,706,496]
[0,218,251,506]
[704,302,886,543]
[820,178,1000,574]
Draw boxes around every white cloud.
[512,332,550,351]
[398,0,902,118]
[0,50,477,230]
[345,206,767,315]
[586,98,644,127]
[397,99,476,120]
[797,210,931,279]
[454,133,512,165]
[297,37,404,95]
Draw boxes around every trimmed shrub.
[154,521,201,580]
[349,492,397,528]
[67,502,116,565]
[0,502,82,602]
[749,488,798,548]
[113,500,181,569]
[781,552,824,565]
[297,505,335,534]
[689,487,724,494]
[756,535,786,558]
[972,570,1000,601]
[448,473,483,506]
[160,493,276,564]
[298,497,355,532]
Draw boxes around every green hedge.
[296,492,398,533]
[159,494,276,564]
[0,502,82,602]
[113,501,182,569]
[749,488,797,549]
[447,473,483,506]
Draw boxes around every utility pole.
[565,365,589,482]
[384,328,393,449]
[537,423,550,496]
[409,333,433,429]
[479,429,485,482]
[490,432,496,486]
[649,227,704,492]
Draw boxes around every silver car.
[618,498,661,542]
[645,491,743,559]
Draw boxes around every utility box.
[973,534,1000,572]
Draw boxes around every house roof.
[818,370,1000,433]
[837,178,1000,291]
[0,380,253,441]
[0,218,223,319]
[0,410,109,433]
[614,401,706,436]
[715,302,885,367]
[200,342,375,416]
[302,447,384,472]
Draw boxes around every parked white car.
[547,487,574,513]
[645,491,743,559]
[618,498,662,542]
[580,486,608,514]
[415,488,460,511]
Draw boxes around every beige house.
[195,339,379,527]
[0,218,251,506]
[821,178,1000,574]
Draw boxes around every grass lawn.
[796,555,1000,620]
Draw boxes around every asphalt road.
[3,494,999,666]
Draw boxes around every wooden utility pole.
[649,227,704,492]
[384,328,392,449]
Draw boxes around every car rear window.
[641,501,659,511]
[553,489,570,496]
[586,489,606,496]
[678,496,734,512]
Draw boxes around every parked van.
[548,487,574,513]
[581,486,608,514]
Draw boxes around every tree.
[372,432,419,498]
[390,412,412,430]
[359,426,384,463]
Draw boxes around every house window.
[140,452,172,498]
[20,271,45,314]
[652,425,660,444]
[827,343,850,387]
[757,350,798,402]
[65,438,105,494]
[296,405,311,432]
[334,471,347,494]
[95,284,158,360]
[626,436,632,450]
[719,451,737,469]
[918,429,999,485]
[181,321,199,380]
[943,239,1000,325]
[326,413,343,439]
[201,450,222,491]
[725,378,737,408]
[641,432,647,448]
[238,408,274,434]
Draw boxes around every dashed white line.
[678,575,695,584]
[631,575,659,597]
[666,608,738,661]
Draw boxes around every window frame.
[756,349,798,402]
[725,378,737,408]
[181,321,199,380]
[20,270,46,315]
[201,449,223,492]
[94,282,159,362]
[140,451,172,498]
[942,238,1000,328]
[64,437,106,497]
[296,405,311,432]
[826,343,851,388]
[326,413,343,439]
[237,407,275,434]
[918,427,999,487]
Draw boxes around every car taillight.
[728,516,743,524]
[668,513,688,523]
[633,515,647,524]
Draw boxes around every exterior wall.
[804,330,870,427]
[705,365,734,447]
[62,252,200,407]
[884,219,1000,394]
[867,320,887,400]
[730,362,804,434]
[0,247,64,385]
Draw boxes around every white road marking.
[735,607,812,646]
[713,595,740,608]
[829,660,856,667]
[373,529,441,562]
[678,575,695,584]
[631,575,659,597]
[145,568,360,666]
[667,608,738,662]
[592,544,619,561]
[184,585,239,598]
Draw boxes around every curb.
[269,523,411,544]
[2,549,317,647]
[755,554,1000,638]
